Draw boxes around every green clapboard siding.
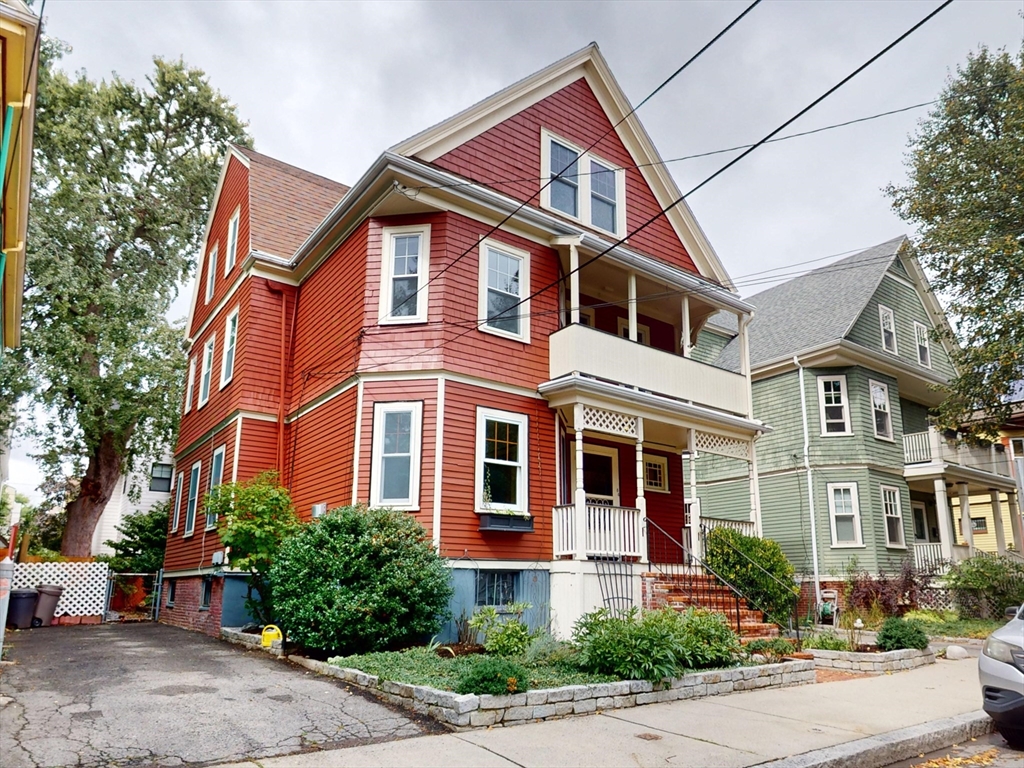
[900,398,931,436]
[691,327,733,366]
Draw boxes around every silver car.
[979,603,1024,749]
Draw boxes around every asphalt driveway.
[0,622,439,767]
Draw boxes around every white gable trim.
[391,44,734,290]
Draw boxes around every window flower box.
[478,512,534,532]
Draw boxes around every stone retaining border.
[808,647,934,674]
[287,655,815,730]
[221,627,285,657]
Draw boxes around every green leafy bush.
[101,502,169,573]
[744,638,795,663]
[876,617,929,651]
[801,631,851,651]
[572,607,740,682]
[524,634,578,670]
[468,603,536,657]
[456,656,529,695]
[270,505,453,653]
[944,555,1024,619]
[703,528,798,626]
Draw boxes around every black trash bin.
[7,588,39,629]
[32,584,64,627]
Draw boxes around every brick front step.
[644,576,782,639]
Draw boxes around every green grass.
[328,646,617,691]
[902,610,1005,639]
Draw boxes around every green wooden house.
[690,237,1021,606]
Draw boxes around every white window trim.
[869,379,894,442]
[206,445,226,530]
[881,485,906,548]
[878,304,898,355]
[578,307,596,327]
[616,316,652,346]
[478,238,531,343]
[1011,437,1024,461]
[199,334,216,408]
[184,358,195,414]
[369,401,423,510]
[205,244,218,304]
[475,407,529,515]
[914,321,932,369]
[827,482,863,548]
[171,471,184,532]
[220,308,239,389]
[225,208,239,276]
[817,375,852,436]
[539,128,627,236]
[643,454,670,494]
[184,461,201,537]
[378,224,431,325]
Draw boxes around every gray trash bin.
[32,584,64,627]
[7,589,38,629]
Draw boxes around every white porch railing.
[552,503,644,559]
[903,432,932,464]
[913,542,944,572]
[903,427,1012,477]
[701,517,757,538]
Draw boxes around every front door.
[571,444,620,506]
[912,502,928,542]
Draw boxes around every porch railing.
[903,427,1011,477]
[903,431,932,464]
[552,503,644,559]
[913,542,945,573]
[700,516,757,539]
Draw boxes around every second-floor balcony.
[903,427,1011,478]
[548,323,749,417]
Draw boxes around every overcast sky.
[6,0,1023,503]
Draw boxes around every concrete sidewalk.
[210,657,985,768]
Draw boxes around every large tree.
[17,39,249,555]
[887,46,1024,433]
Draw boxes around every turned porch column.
[573,403,587,561]
[989,488,1007,555]
[958,482,975,551]
[933,479,954,560]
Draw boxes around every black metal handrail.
[644,518,745,634]
[699,523,801,645]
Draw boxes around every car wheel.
[997,727,1024,751]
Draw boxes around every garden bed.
[288,654,815,729]
[806,647,935,674]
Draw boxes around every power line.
[383,1,763,320]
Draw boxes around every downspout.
[795,355,822,609]
[265,280,287,479]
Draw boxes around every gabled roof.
[716,236,908,371]
[235,145,349,260]
[390,42,735,289]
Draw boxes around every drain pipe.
[795,356,822,609]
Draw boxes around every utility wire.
[384,0,764,319]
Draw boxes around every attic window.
[541,130,625,236]
[914,322,931,368]
[878,305,897,355]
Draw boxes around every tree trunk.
[60,431,126,557]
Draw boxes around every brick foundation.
[797,580,848,623]
[159,576,223,637]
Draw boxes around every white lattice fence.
[12,562,109,616]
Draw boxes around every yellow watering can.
[261,624,283,648]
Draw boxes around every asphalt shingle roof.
[235,145,349,260]
[715,236,907,371]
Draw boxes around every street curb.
[753,711,993,768]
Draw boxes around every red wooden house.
[161,44,767,639]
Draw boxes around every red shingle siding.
[432,77,697,274]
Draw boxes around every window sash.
[150,463,173,493]
[221,311,238,386]
[882,486,904,546]
[184,462,201,535]
[480,241,529,340]
[477,409,527,512]
[370,402,422,509]
[200,579,212,608]
[818,377,851,434]
[590,159,616,232]
[199,336,215,405]
[914,322,931,367]
[476,571,518,606]
[171,472,184,531]
[380,226,430,324]
[878,305,897,354]
[549,140,579,217]
[870,381,892,440]
[207,447,225,529]
[828,483,861,546]
[542,131,623,234]
[184,358,195,414]
[226,212,239,273]
[205,246,217,303]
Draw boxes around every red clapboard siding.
[235,417,279,482]
[164,421,236,572]
[286,385,358,521]
[238,278,294,414]
[432,77,697,275]
[289,222,370,407]
[438,380,556,562]
[191,155,250,335]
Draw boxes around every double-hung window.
[205,244,217,304]
[827,483,862,547]
[1012,437,1024,461]
[184,358,196,414]
[149,463,173,493]
[225,209,239,275]
[870,380,893,440]
[541,130,625,235]
[199,334,215,407]
[878,305,897,355]
[206,445,225,530]
[184,461,201,536]
[881,486,905,547]
[171,471,184,532]
[914,322,931,368]
[480,240,530,341]
[477,408,528,514]
[220,309,238,388]
[817,376,852,435]
[369,401,422,510]
[379,225,430,324]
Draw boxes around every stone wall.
[808,647,935,674]
[288,656,816,730]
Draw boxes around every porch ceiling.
[904,465,1017,495]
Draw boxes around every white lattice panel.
[694,431,749,460]
[582,406,637,437]
[12,562,109,616]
